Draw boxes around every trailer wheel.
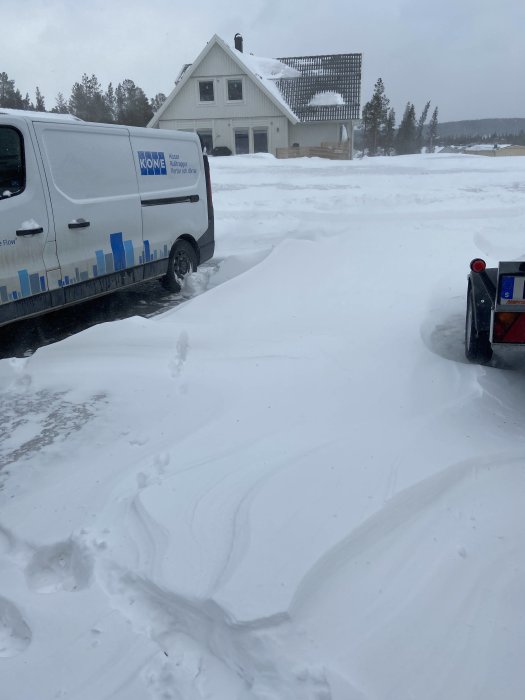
[161,240,198,293]
[465,284,493,363]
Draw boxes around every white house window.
[253,128,268,153]
[234,129,249,155]
[227,79,243,101]
[199,81,214,102]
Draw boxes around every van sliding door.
[33,122,142,301]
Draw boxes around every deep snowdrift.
[2,153,525,699]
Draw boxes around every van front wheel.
[161,240,198,293]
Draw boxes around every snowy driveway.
[2,153,525,699]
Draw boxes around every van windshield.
[0,126,24,199]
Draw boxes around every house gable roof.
[149,34,299,127]
[149,36,361,127]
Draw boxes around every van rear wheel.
[161,240,198,293]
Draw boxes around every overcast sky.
[3,0,524,123]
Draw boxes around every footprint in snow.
[25,538,93,594]
[0,596,32,657]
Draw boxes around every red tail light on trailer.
[470,258,486,273]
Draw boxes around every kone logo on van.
[138,151,167,176]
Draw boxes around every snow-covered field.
[2,152,525,699]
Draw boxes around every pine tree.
[22,93,34,110]
[105,83,116,123]
[417,101,431,151]
[427,107,439,152]
[51,92,69,114]
[0,72,25,108]
[68,74,112,122]
[396,103,417,155]
[115,79,153,126]
[383,108,396,155]
[150,93,166,114]
[35,87,45,112]
[362,78,390,155]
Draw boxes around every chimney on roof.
[234,33,243,53]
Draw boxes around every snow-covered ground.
[2,152,525,699]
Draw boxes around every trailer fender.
[468,268,496,334]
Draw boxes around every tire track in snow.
[185,437,338,595]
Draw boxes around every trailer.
[466,258,525,363]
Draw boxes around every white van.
[0,109,214,327]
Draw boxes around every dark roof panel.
[275,53,361,122]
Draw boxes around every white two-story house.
[149,34,362,159]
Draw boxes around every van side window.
[0,127,25,199]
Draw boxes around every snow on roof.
[231,47,300,121]
[235,53,301,80]
[309,91,346,107]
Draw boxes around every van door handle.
[68,219,90,229]
[16,227,44,236]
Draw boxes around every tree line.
[361,78,439,156]
[0,71,166,126]
[442,131,525,147]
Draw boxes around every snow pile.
[2,152,525,699]
[308,91,345,106]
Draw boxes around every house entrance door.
[234,129,249,155]
[253,128,268,153]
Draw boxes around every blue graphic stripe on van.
[1,233,173,305]
[30,273,41,295]
[110,232,126,272]
[18,270,31,297]
[0,268,48,303]
[124,240,135,267]
[58,234,170,288]
[95,250,106,275]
